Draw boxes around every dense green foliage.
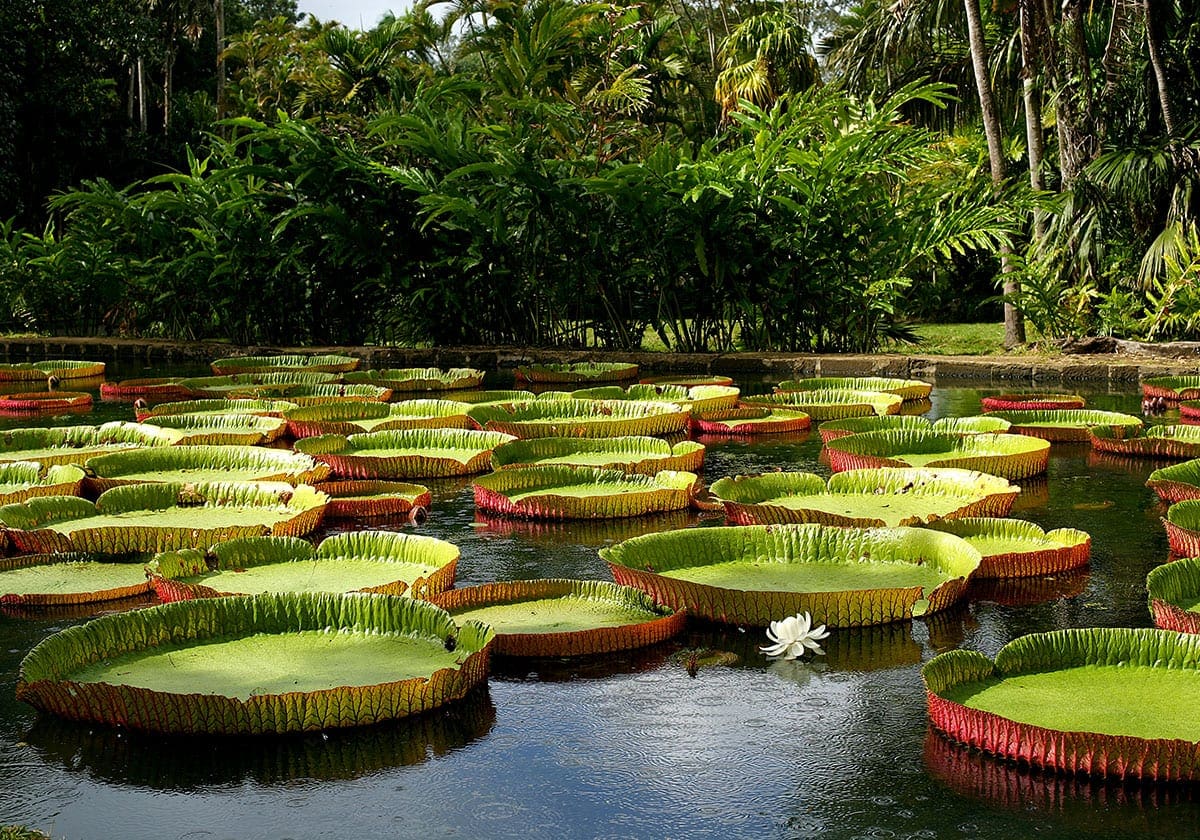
[1,0,1197,348]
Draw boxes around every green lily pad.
[514,362,639,383]
[468,398,689,439]
[1092,425,1200,461]
[444,390,541,406]
[139,413,289,445]
[100,378,192,402]
[1163,499,1200,556]
[983,409,1143,443]
[135,398,298,422]
[777,376,932,402]
[319,480,432,520]
[1143,376,1200,401]
[709,468,1019,527]
[490,435,704,475]
[819,415,1010,444]
[431,579,684,657]
[210,354,361,375]
[273,383,392,405]
[571,384,740,415]
[0,361,106,381]
[179,372,340,399]
[923,628,1200,781]
[0,481,328,554]
[921,517,1091,578]
[473,465,699,519]
[690,406,812,436]
[16,591,493,734]
[85,445,330,493]
[0,391,93,412]
[0,462,86,505]
[825,430,1051,480]
[0,553,152,606]
[1147,458,1200,503]
[601,523,980,627]
[0,423,178,467]
[342,367,484,392]
[285,400,474,438]
[148,530,458,601]
[741,389,904,420]
[294,428,515,478]
[1147,558,1200,634]
[639,374,734,387]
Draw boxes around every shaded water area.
[1,365,1198,839]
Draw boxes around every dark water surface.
[1,369,1198,839]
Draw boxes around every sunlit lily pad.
[0,391,92,412]
[179,372,340,399]
[1163,499,1200,556]
[1091,425,1200,461]
[431,579,685,657]
[0,481,328,554]
[825,430,1050,480]
[135,398,298,423]
[1147,558,1200,634]
[921,517,1091,578]
[601,524,980,627]
[514,362,638,383]
[639,374,734,387]
[342,367,484,392]
[210,354,360,375]
[0,462,86,505]
[1147,458,1200,503]
[690,406,811,436]
[741,389,904,420]
[318,480,432,521]
[148,531,458,602]
[0,361,106,381]
[820,416,1010,443]
[0,423,178,467]
[490,436,704,475]
[468,398,689,438]
[980,393,1086,412]
[571,383,740,414]
[983,409,1143,443]
[445,390,540,406]
[85,445,330,493]
[138,412,288,445]
[776,376,932,402]
[16,591,493,735]
[473,466,699,519]
[274,383,392,405]
[294,428,515,478]
[0,553,151,606]
[100,378,192,402]
[285,400,474,438]
[709,468,1019,527]
[923,628,1200,782]
[1143,376,1200,402]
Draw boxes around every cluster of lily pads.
[4,358,1200,783]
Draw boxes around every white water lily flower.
[760,612,830,660]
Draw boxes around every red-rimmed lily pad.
[825,430,1051,480]
[0,481,328,554]
[601,523,981,627]
[135,398,298,422]
[138,412,288,445]
[0,361,106,381]
[921,517,1091,578]
[318,480,432,521]
[16,591,493,735]
[0,391,92,412]
[983,409,1143,443]
[819,415,1011,443]
[294,428,516,479]
[0,423,178,467]
[100,378,193,402]
[1162,499,1200,556]
[690,406,811,436]
[1143,376,1200,401]
[148,530,458,602]
[0,553,152,607]
[514,362,638,384]
[179,372,340,399]
[342,367,485,392]
[1147,559,1200,634]
[981,393,1086,412]
[741,389,904,420]
[709,468,1019,527]
[473,466,700,519]
[639,374,734,387]
[776,376,932,402]
[210,354,360,375]
[445,390,540,406]
[1147,459,1200,503]
[431,579,685,657]
[1091,425,1200,460]
[923,628,1200,782]
[490,436,704,475]
[285,400,474,439]
[85,445,330,493]
[274,383,392,405]
[468,398,690,439]
[571,384,740,415]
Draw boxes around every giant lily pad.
[1143,376,1200,402]
[210,354,360,375]
[0,462,86,505]
[981,393,1086,412]
[16,591,493,735]
[921,517,1091,578]
[179,372,340,399]
[468,398,689,438]
[816,415,1011,444]
[431,579,685,657]
[319,480,432,521]
[741,389,904,420]
[1147,558,1200,634]
[983,409,1143,443]
[690,407,811,436]
[640,374,734,387]
[825,430,1051,480]
[571,384,740,414]
[709,468,1019,527]
[135,398,297,422]
[1147,458,1200,503]
[0,423,178,467]
[1163,499,1200,556]
[923,628,1200,782]
[446,390,541,406]
[274,383,392,405]
[776,376,932,402]
[0,391,92,412]
[285,400,474,439]
[490,436,704,475]
[342,368,485,392]
[0,361,106,381]
[0,553,151,606]
[148,531,458,602]
[100,378,192,402]
[138,412,288,445]
[1091,425,1200,461]
[473,466,699,519]
[601,524,980,627]
[294,428,515,479]
[85,445,330,493]
[0,481,328,554]
[514,362,638,384]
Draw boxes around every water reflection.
[0,592,157,622]
[472,509,702,548]
[682,619,923,674]
[968,569,1091,607]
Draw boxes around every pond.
[0,365,1197,839]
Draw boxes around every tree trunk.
[1054,0,1096,185]
[137,56,148,133]
[964,0,1025,347]
[163,49,174,133]
[1144,0,1177,139]
[1019,0,1046,240]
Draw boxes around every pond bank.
[5,336,1200,385]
